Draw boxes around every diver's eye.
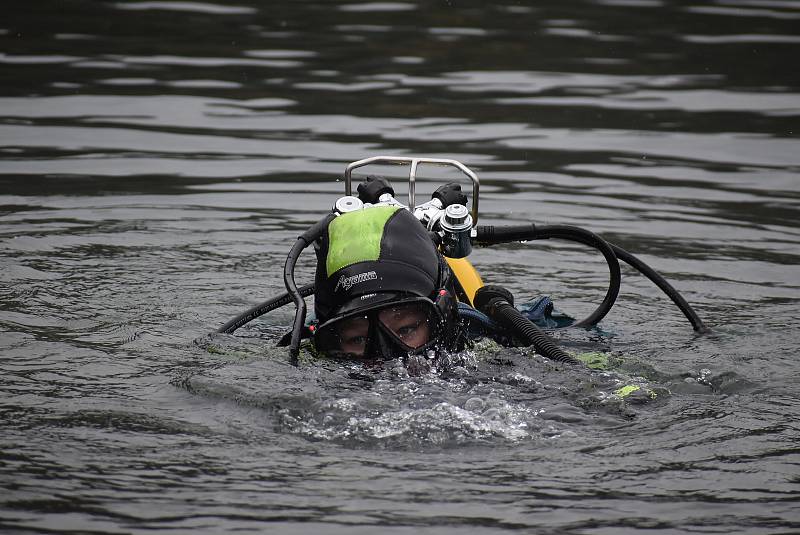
[344,335,368,346]
[395,319,425,338]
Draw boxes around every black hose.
[284,238,308,361]
[475,286,580,365]
[532,225,621,328]
[475,224,621,328]
[474,223,707,332]
[474,223,537,244]
[285,213,337,361]
[217,283,315,334]
[610,244,709,333]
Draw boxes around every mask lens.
[377,302,433,350]
[314,298,439,358]
[315,314,370,357]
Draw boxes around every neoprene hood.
[313,206,444,323]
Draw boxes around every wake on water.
[178,332,744,451]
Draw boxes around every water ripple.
[112,1,257,15]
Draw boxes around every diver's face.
[332,303,432,357]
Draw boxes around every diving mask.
[313,295,444,359]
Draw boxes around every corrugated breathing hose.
[474,285,581,365]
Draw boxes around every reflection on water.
[1,0,799,533]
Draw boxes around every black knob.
[433,182,468,208]
[357,175,394,203]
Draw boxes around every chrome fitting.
[439,204,473,258]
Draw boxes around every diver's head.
[312,205,462,360]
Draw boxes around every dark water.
[2,0,799,533]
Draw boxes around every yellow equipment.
[445,256,484,306]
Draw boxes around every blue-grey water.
[2,1,799,533]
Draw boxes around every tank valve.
[334,195,363,214]
[439,203,473,258]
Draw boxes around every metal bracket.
[343,156,480,225]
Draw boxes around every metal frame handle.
[343,156,480,225]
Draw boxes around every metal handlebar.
[343,156,480,225]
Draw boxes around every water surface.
[2,0,799,533]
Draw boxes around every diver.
[217,156,708,365]
[308,196,572,361]
[309,203,467,361]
